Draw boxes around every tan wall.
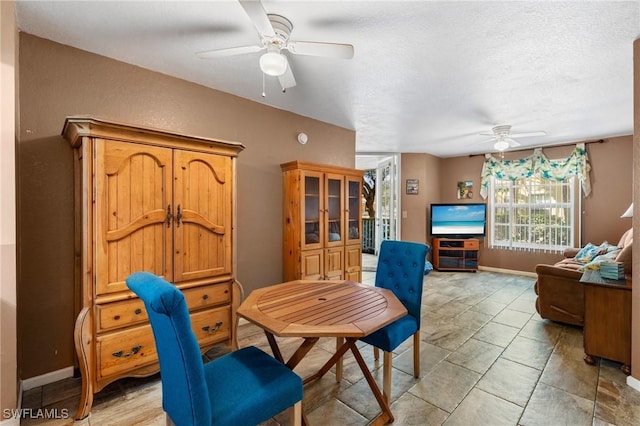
[1,0,18,415]
[400,153,441,245]
[632,38,639,383]
[434,137,633,272]
[17,34,355,379]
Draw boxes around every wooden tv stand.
[432,238,479,272]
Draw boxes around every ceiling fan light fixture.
[494,140,510,151]
[259,51,287,76]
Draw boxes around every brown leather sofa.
[534,229,633,326]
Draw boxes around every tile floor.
[21,262,640,425]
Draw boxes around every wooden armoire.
[63,117,244,420]
[281,161,363,282]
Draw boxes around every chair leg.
[373,346,379,361]
[291,401,302,426]
[383,350,392,404]
[413,331,420,377]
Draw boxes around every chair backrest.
[126,272,211,426]
[375,240,429,322]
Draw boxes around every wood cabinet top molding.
[280,160,364,176]
[62,116,245,155]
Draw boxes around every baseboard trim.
[21,366,74,391]
[478,266,537,278]
[0,416,20,426]
[0,380,22,425]
[627,374,640,392]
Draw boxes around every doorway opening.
[355,154,401,270]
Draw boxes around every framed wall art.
[457,180,473,199]
[406,179,419,195]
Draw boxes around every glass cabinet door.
[302,171,323,250]
[346,176,362,244]
[325,173,344,247]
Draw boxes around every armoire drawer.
[183,282,231,310]
[96,283,232,332]
[97,298,148,332]
[191,306,231,347]
[97,306,231,379]
[97,324,157,379]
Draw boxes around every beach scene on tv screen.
[432,204,486,234]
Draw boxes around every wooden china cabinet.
[63,117,244,420]
[281,161,364,282]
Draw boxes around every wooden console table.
[580,270,632,374]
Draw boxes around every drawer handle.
[166,204,173,227]
[134,308,142,315]
[176,204,182,227]
[202,294,209,300]
[202,322,223,334]
[112,345,142,358]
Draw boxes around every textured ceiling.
[14,1,640,157]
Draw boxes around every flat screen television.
[430,203,487,238]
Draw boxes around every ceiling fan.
[197,0,354,92]
[479,125,546,151]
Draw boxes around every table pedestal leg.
[265,332,285,362]
[264,332,394,424]
[303,339,352,384]
[336,337,344,382]
[265,331,319,369]
[303,338,394,424]
[345,338,394,424]
[265,332,319,426]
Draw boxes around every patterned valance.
[480,143,591,199]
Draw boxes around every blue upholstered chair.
[360,240,428,404]
[126,272,303,426]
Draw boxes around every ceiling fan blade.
[506,137,521,147]
[239,0,275,37]
[287,41,354,59]
[509,131,546,138]
[197,45,264,59]
[473,138,495,145]
[278,57,296,90]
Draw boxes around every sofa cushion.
[612,228,633,273]
[563,247,581,258]
[615,244,633,273]
[617,228,633,248]
[578,250,620,271]
[574,243,601,263]
[598,241,619,253]
[554,258,583,270]
[550,228,632,274]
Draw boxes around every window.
[481,144,590,251]
[489,174,576,252]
